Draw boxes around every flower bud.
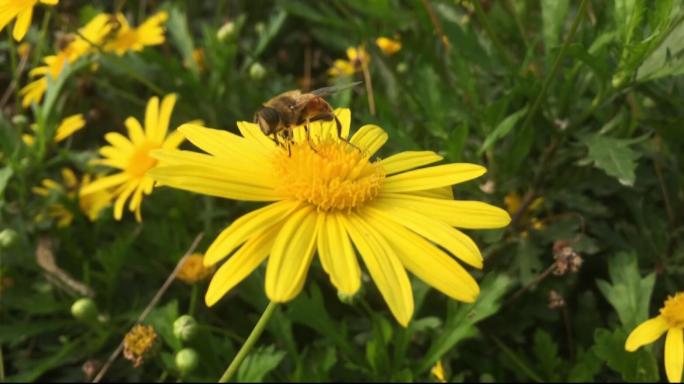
[217,21,236,41]
[71,298,98,323]
[173,314,199,343]
[11,115,28,127]
[0,229,18,248]
[249,62,266,80]
[175,348,199,375]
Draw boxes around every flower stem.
[218,302,278,383]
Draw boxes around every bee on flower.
[149,108,510,326]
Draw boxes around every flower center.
[127,143,159,178]
[660,292,684,328]
[273,139,384,211]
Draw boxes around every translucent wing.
[310,81,363,97]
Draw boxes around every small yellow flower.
[123,324,157,367]
[0,0,58,41]
[376,37,401,55]
[191,47,205,72]
[33,168,112,226]
[328,46,370,77]
[176,253,213,284]
[17,41,31,58]
[626,292,684,383]
[19,13,113,107]
[104,11,168,55]
[431,360,446,382]
[79,94,185,222]
[149,108,510,326]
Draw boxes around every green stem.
[218,302,278,383]
[32,9,53,68]
[0,343,5,381]
[188,284,198,316]
[519,0,589,133]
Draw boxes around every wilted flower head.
[176,253,213,284]
[123,324,157,367]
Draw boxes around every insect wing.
[310,81,363,97]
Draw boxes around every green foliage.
[1,0,683,382]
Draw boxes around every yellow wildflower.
[328,46,370,77]
[79,94,185,222]
[32,168,112,226]
[0,0,58,41]
[104,11,168,55]
[376,37,401,55]
[17,41,31,58]
[19,13,113,107]
[123,324,157,367]
[626,292,684,383]
[21,113,86,144]
[149,108,510,326]
[176,253,213,284]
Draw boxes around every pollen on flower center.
[660,292,684,327]
[128,143,159,177]
[273,139,384,211]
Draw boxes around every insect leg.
[304,118,318,153]
[333,114,360,151]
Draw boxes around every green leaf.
[541,0,570,55]
[146,300,181,351]
[237,345,286,382]
[567,347,603,382]
[418,274,512,372]
[581,133,643,186]
[0,166,13,200]
[596,252,655,330]
[532,329,562,380]
[166,6,196,73]
[637,18,684,81]
[592,328,659,381]
[480,106,528,154]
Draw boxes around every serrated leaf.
[596,252,655,330]
[237,345,286,382]
[480,106,528,154]
[533,329,562,380]
[592,328,659,381]
[581,133,642,186]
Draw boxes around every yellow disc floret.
[660,292,684,328]
[273,140,384,211]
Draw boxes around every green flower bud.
[396,62,408,74]
[217,21,236,41]
[0,228,18,248]
[11,115,28,127]
[175,348,199,375]
[249,62,266,81]
[173,315,198,343]
[71,298,98,324]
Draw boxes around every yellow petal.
[155,94,177,142]
[54,114,86,143]
[125,117,145,145]
[265,206,318,302]
[80,172,129,196]
[364,208,480,302]
[665,328,683,383]
[40,0,59,4]
[382,163,486,193]
[104,132,134,151]
[148,164,278,201]
[350,124,387,157]
[335,108,351,139]
[367,205,482,268]
[178,124,269,164]
[161,130,185,149]
[625,316,669,351]
[205,224,280,306]
[317,212,361,295]
[144,96,160,139]
[410,186,454,200]
[113,181,138,221]
[237,121,277,154]
[204,200,299,266]
[379,194,511,229]
[13,7,32,41]
[380,151,443,175]
[343,213,413,326]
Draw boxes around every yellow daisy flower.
[626,292,684,383]
[376,37,401,55]
[104,11,168,55]
[19,13,113,107]
[148,109,510,326]
[176,253,213,284]
[33,168,112,227]
[79,94,185,222]
[21,113,86,144]
[328,46,370,77]
[0,0,58,41]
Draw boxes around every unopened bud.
[11,115,28,127]
[0,229,18,248]
[175,348,199,375]
[173,315,199,343]
[217,21,236,41]
[71,297,98,323]
[249,62,266,80]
